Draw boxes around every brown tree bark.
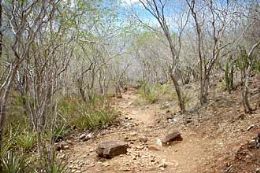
[170,72,185,113]
[0,0,4,158]
[241,40,260,113]
[139,0,186,113]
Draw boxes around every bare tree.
[186,0,232,105]
[112,62,130,98]
[0,0,60,156]
[0,0,3,155]
[239,40,260,113]
[132,32,170,84]
[139,0,187,113]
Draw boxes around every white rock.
[79,134,86,140]
[156,138,162,146]
[102,162,110,167]
[159,159,167,168]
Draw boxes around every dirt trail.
[62,89,259,173]
[114,89,213,172]
[116,90,157,126]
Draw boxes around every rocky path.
[110,90,213,173]
[59,89,212,173]
[59,89,260,173]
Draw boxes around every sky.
[119,0,188,30]
[121,0,141,5]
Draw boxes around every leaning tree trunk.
[240,40,260,113]
[165,31,186,113]
[199,68,209,105]
[0,63,20,156]
[0,99,6,156]
[0,0,3,155]
[169,72,185,113]
[241,69,254,113]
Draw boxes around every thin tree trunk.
[0,63,20,156]
[170,72,185,113]
[79,86,87,102]
[230,65,234,92]
[200,74,209,105]
[0,103,6,155]
[241,40,260,113]
[0,0,3,156]
[242,69,254,113]
[165,31,186,113]
[138,0,186,113]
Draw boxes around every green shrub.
[72,109,116,130]
[138,82,159,103]
[0,93,116,172]
[235,46,259,73]
[58,96,117,131]
[224,58,234,93]
[252,55,260,73]
[183,93,192,105]
[15,131,37,152]
[1,151,30,173]
[138,82,176,103]
[37,149,67,173]
[45,161,67,173]
[0,149,68,173]
[52,124,71,142]
[7,93,29,130]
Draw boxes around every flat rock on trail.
[59,89,260,173]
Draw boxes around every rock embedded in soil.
[139,136,148,143]
[248,132,260,149]
[55,141,69,151]
[158,159,167,168]
[148,145,161,151]
[185,118,192,124]
[102,162,110,167]
[96,140,129,158]
[79,133,93,141]
[79,134,86,140]
[161,130,183,145]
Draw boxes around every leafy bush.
[58,96,117,131]
[224,58,235,93]
[0,151,30,173]
[252,56,260,73]
[52,124,71,142]
[138,82,159,103]
[138,82,176,103]
[235,46,260,73]
[45,161,67,173]
[36,148,67,173]
[15,131,37,152]
[1,94,117,172]
[72,109,116,130]
[0,149,67,173]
